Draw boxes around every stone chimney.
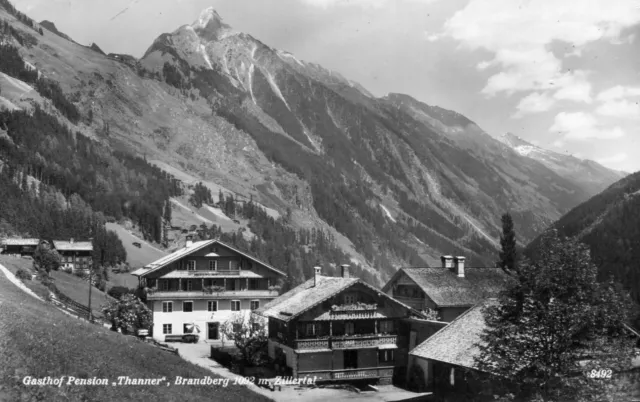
[314,266,322,287]
[186,235,193,248]
[341,264,350,279]
[440,255,453,269]
[453,256,466,278]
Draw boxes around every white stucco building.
[132,237,286,342]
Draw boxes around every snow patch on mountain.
[380,204,396,222]
[199,44,212,69]
[248,63,257,104]
[278,50,304,67]
[266,71,290,110]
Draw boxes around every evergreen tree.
[477,230,637,401]
[497,212,517,272]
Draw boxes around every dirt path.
[173,342,432,402]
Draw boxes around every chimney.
[453,256,466,278]
[440,255,453,269]
[341,264,350,279]
[185,235,193,248]
[69,238,74,244]
[314,266,322,287]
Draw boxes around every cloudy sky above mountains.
[14,0,640,172]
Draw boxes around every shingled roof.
[410,299,497,370]
[383,267,513,308]
[1,238,40,246]
[53,240,93,252]
[256,275,422,322]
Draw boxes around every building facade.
[0,238,41,256]
[53,239,93,274]
[256,265,426,385]
[382,255,513,322]
[132,237,286,342]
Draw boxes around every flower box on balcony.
[331,302,377,312]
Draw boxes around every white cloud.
[594,86,640,118]
[438,0,640,112]
[596,153,628,165]
[596,99,640,118]
[550,112,625,141]
[513,92,555,118]
[302,0,438,8]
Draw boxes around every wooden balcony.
[331,334,397,349]
[147,289,279,300]
[293,334,398,350]
[294,338,330,350]
[298,367,394,381]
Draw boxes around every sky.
[12,0,640,173]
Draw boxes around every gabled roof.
[382,267,513,308]
[255,275,423,322]
[410,299,497,370]
[134,239,286,277]
[1,238,40,246]
[52,240,93,252]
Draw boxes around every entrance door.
[344,350,358,369]
[208,322,219,340]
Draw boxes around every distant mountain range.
[499,132,627,196]
[0,4,627,283]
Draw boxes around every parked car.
[132,242,141,248]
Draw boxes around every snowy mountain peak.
[191,7,232,40]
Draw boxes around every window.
[209,260,217,271]
[305,323,317,336]
[231,300,241,311]
[345,322,354,335]
[233,323,242,333]
[162,301,173,313]
[380,320,394,334]
[163,324,172,334]
[183,323,190,334]
[183,301,193,312]
[229,260,238,271]
[379,350,394,363]
[186,280,193,291]
[344,294,357,304]
[207,301,217,312]
[160,280,169,291]
[187,260,196,271]
[250,300,260,311]
[252,323,260,332]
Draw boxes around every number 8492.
[587,369,612,379]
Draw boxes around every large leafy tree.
[33,242,61,274]
[497,212,518,272]
[220,312,269,366]
[477,230,637,401]
[101,294,152,335]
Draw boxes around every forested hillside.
[527,171,640,306]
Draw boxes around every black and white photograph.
[0,0,639,401]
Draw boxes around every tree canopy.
[477,230,637,401]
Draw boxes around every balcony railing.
[293,334,397,350]
[331,334,397,349]
[180,270,241,276]
[298,367,394,381]
[393,296,426,310]
[147,289,279,299]
[294,338,330,350]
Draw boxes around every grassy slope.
[0,271,272,402]
[49,270,113,317]
[0,255,49,299]
[105,222,167,269]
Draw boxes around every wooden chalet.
[0,238,41,256]
[256,264,426,385]
[53,239,93,274]
[382,255,513,322]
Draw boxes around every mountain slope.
[527,171,640,306]
[499,132,627,195]
[0,4,624,285]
